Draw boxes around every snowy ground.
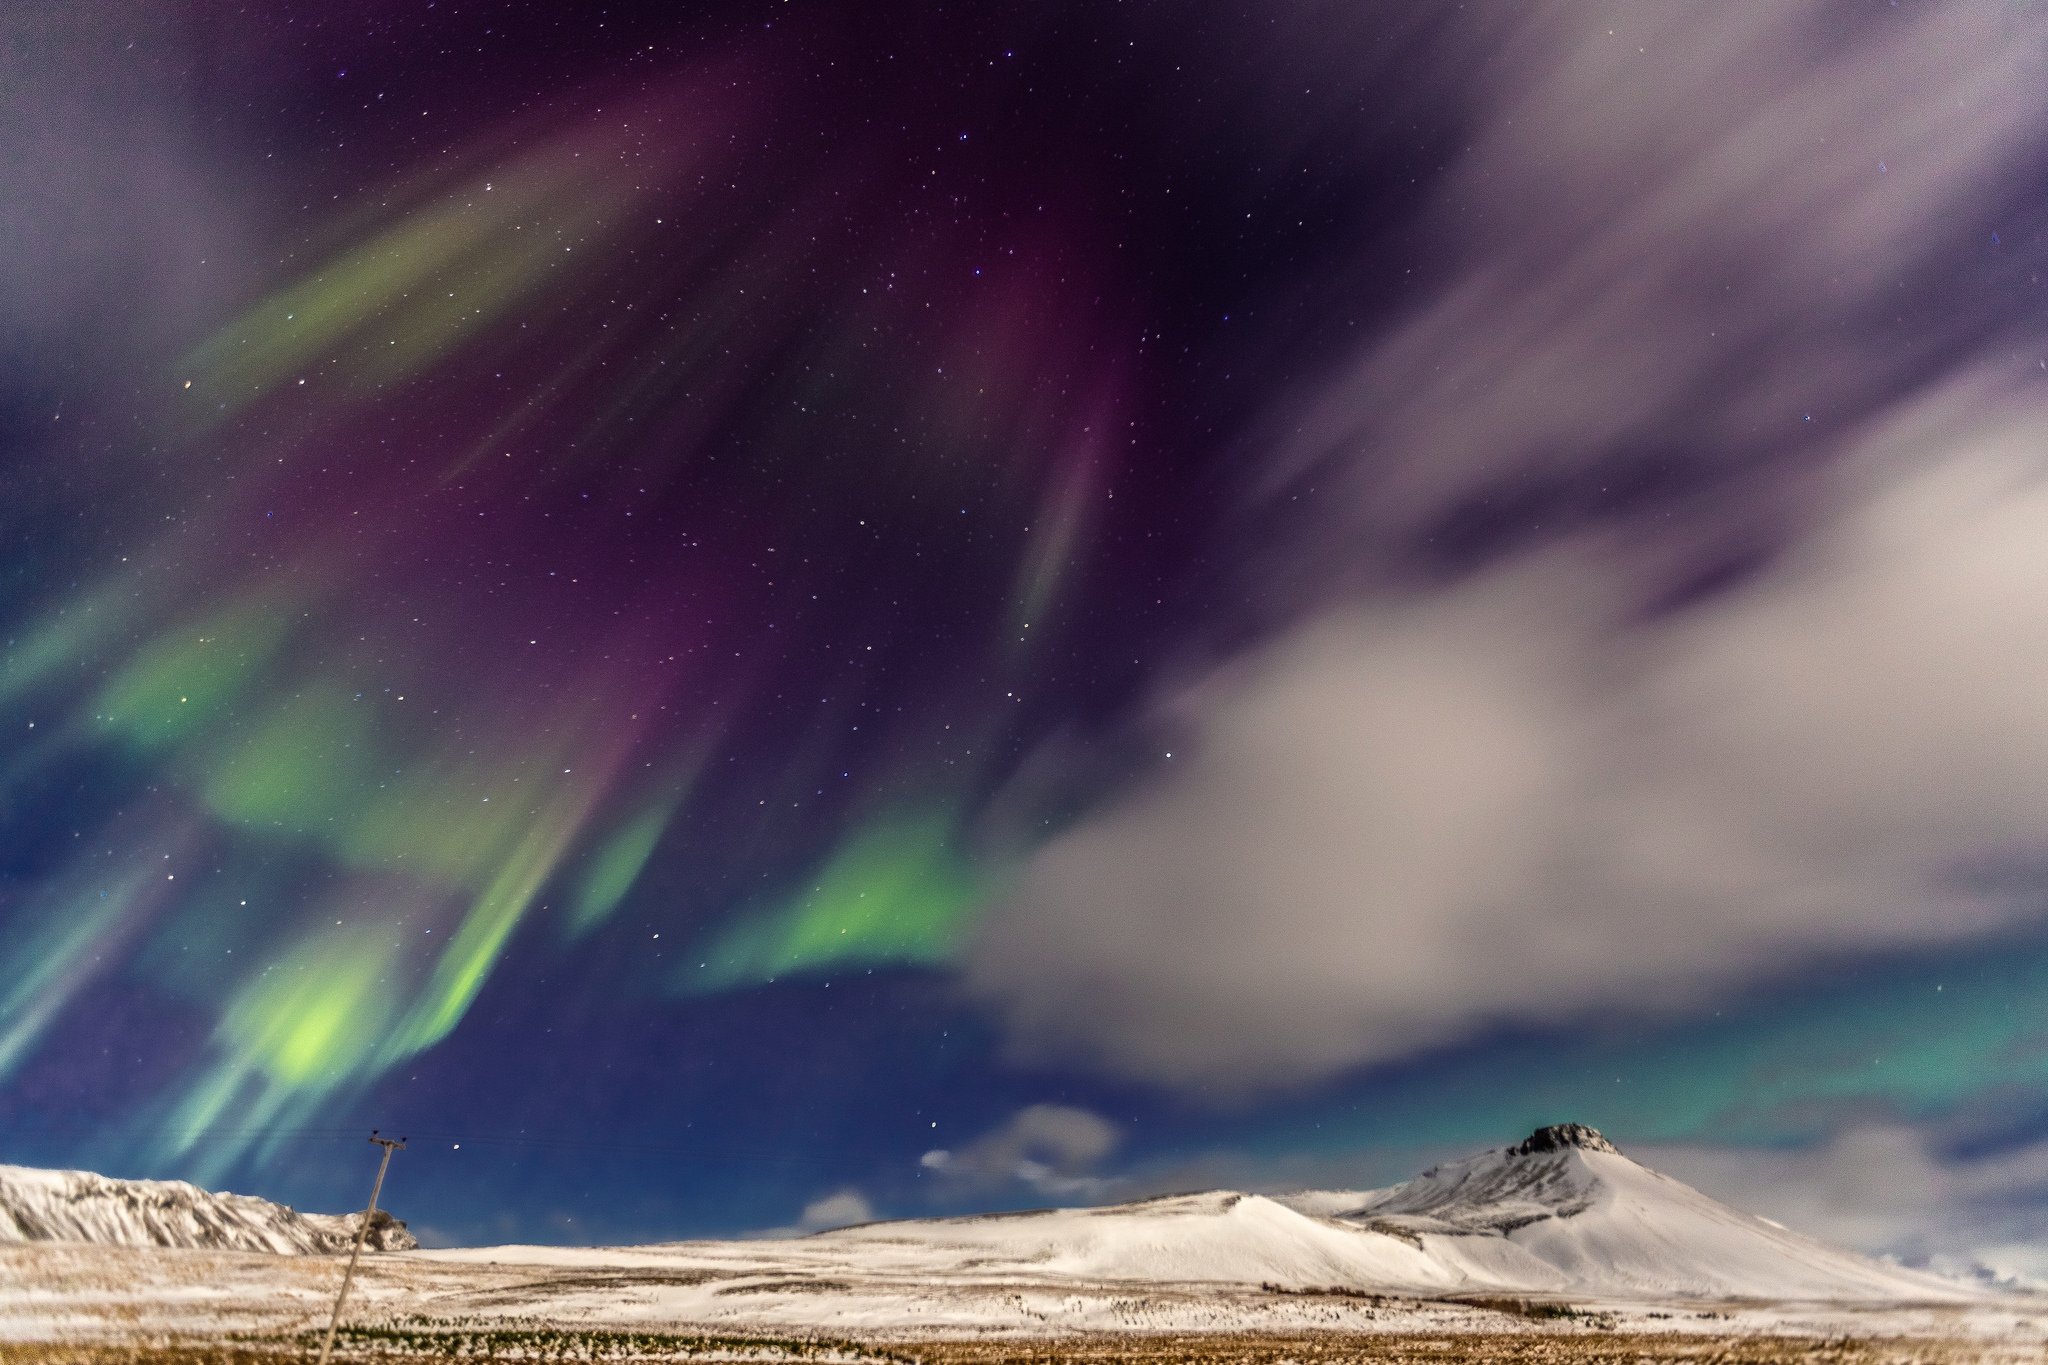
[3,1235,2046,1361]
[5,1131,2044,1359]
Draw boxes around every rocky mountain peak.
[1510,1123,1620,1156]
[0,1164,416,1254]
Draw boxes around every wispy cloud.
[968,4,2048,1093]
[1638,1125,2048,1285]
[747,1188,876,1240]
[921,1103,1123,1199]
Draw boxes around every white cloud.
[963,1,2048,1094]
[1636,1126,2048,1281]
[1266,3,2043,542]
[797,1189,874,1232]
[1,8,251,360]
[970,396,2048,1089]
[744,1188,875,1239]
[922,1104,1122,1198]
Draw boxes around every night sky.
[5,1,2048,1269]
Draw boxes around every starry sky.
[5,1,2048,1269]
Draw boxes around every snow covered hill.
[1270,1123,1957,1300]
[766,1124,1964,1302]
[0,1126,2015,1346]
[0,1164,416,1254]
[0,1125,1978,1319]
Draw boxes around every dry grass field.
[5,1243,2041,1365]
[894,1332,2042,1364]
[3,1331,2045,1365]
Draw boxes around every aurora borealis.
[6,1,2048,1269]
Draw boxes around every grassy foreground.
[0,1333,2034,1365]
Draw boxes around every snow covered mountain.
[0,1126,1976,1312]
[0,1125,2001,1346]
[0,1164,416,1254]
[773,1124,1965,1302]
[1266,1122,1955,1300]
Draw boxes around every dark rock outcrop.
[1510,1123,1620,1157]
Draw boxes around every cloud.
[962,4,2048,1093]
[972,391,2048,1089]
[921,1104,1121,1198]
[797,1189,875,1232]
[746,1188,876,1239]
[1,7,251,369]
[1265,2,2044,553]
[1636,1126,2048,1283]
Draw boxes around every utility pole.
[317,1130,405,1365]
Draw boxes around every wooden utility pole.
[317,1130,405,1365]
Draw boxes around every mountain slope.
[1289,1124,1963,1300]
[0,1164,416,1254]
[807,1189,1474,1292]
[1,1126,1978,1306]
[796,1125,1968,1302]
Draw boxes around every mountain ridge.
[0,1126,1989,1306]
[787,1125,1971,1302]
[0,1163,416,1254]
